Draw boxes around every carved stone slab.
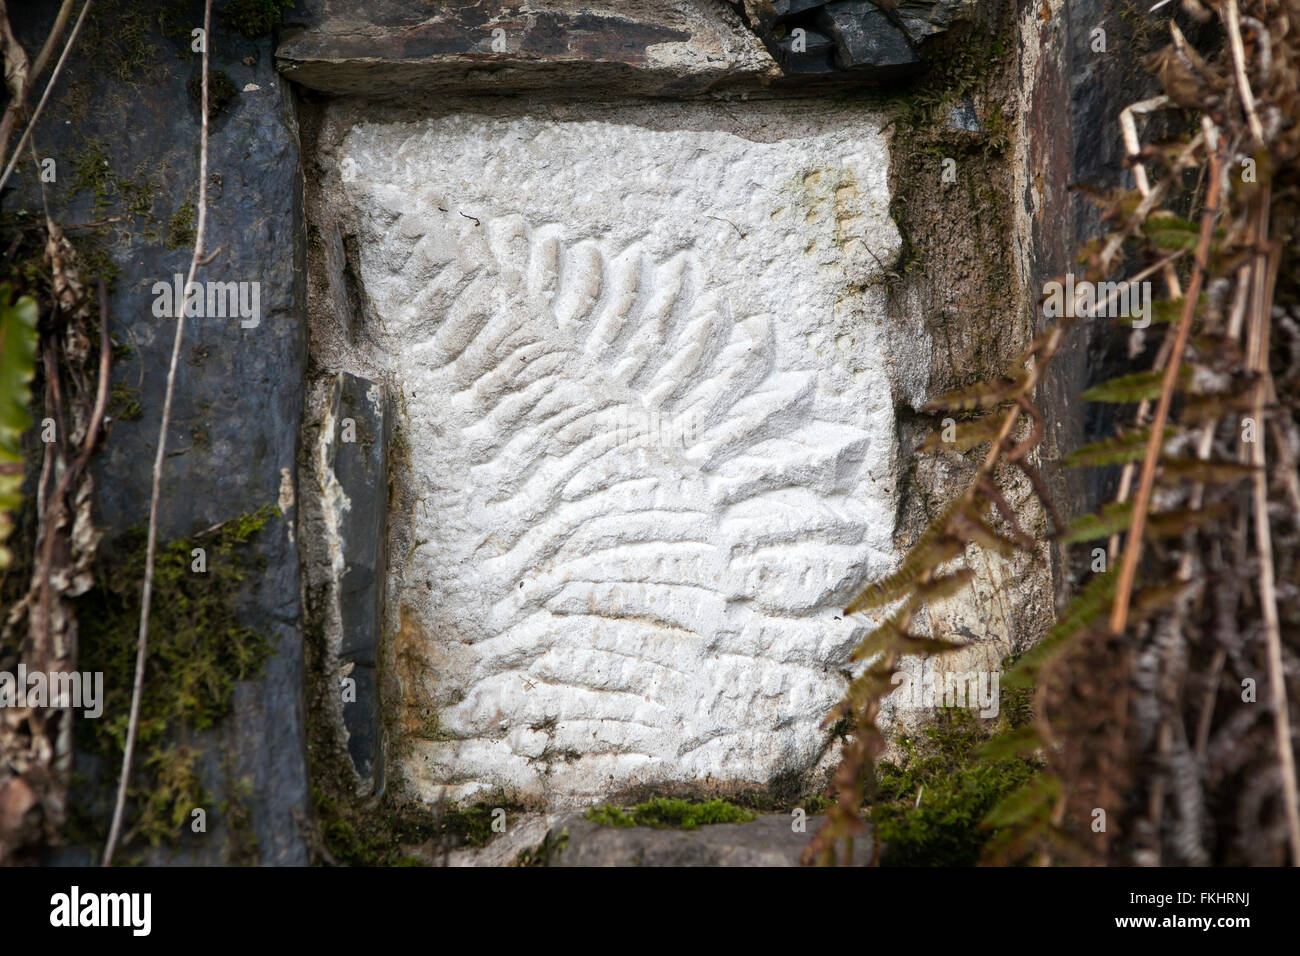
[338,103,902,805]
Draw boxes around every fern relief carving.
[341,114,902,804]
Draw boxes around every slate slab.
[276,0,779,97]
[8,0,310,864]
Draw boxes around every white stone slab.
[340,106,902,805]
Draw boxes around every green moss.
[188,69,238,119]
[75,505,280,852]
[166,202,196,252]
[585,797,756,830]
[222,0,295,38]
[312,789,520,866]
[109,383,142,422]
[83,1,161,85]
[868,709,1040,866]
[71,140,117,213]
[516,828,568,867]
[219,775,260,865]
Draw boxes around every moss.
[109,383,142,422]
[83,1,162,85]
[71,140,117,214]
[188,69,238,119]
[219,775,260,865]
[222,0,295,38]
[868,709,1040,866]
[585,797,756,830]
[312,789,521,865]
[74,504,280,852]
[516,828,568,867]
[166,202,196,252]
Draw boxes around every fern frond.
[1062,428,1172,468]
[977,725,1044,761]
[917,414,1008,453]
[1004,571,1117,688]
[1061,500,1229,543]
[922,375,1026,413]
[950,503,1019,557]
[1081,367,1190,403]
[982,773,1061,830]
[845,500,966,614]
[1157,457,1257,484]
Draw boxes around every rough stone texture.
[894,0,978,44]
[321,372,389,786]
[277,0,779,97]
[327,101,907,807]
[546,813,872,866]
[816,2,920,76]
[9,0,310,864]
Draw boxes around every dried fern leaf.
[845,500,966,614]
[1157,457,1257,484]
[951,504,1019,557]
[1004,571,1117,687]
[922,375,1026,413]
[917,414,1008,453]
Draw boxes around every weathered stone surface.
[816,2,920,76]
[546,813,872,866]
[329,101,906,808]
[9,0,310,864]
[770,0,831,20]
[277,0,778,97]
[322,372,389,784]
[775,26,837,74]
[895,0,977,44]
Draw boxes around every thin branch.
[1110,146,1225,635]
[0,0,91,198]
[1243,184,1300,864]
[103,0,211,867]
[1226,0,1266,144]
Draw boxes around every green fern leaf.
[1081,367,1190,404]
[1062,428,1172,468]
[0,285,39,570]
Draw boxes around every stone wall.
[1,0,1151,861]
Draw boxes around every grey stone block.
[816,1,921,77]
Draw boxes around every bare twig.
[1110,146,1225,636]
[0,0,91,198]
[1242,184,1300,864]
[1226,0,1266,145]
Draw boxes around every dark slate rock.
[771,0,830,22]
[9,0,309,865]
[327,372,388,786]
[816,1,921,77]
[895,0,973,45]
[548,813,874,866]
[775,26,837,74]
[277,0,779,97]
[947,95,982,133]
